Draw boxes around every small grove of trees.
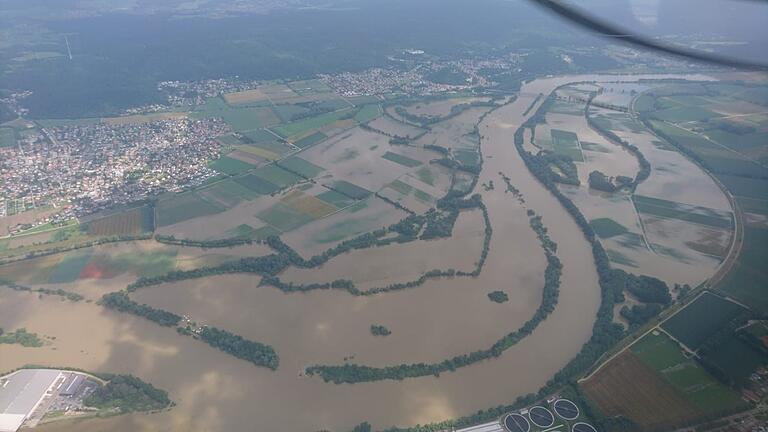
[588,170,616,193]
[199,326,279,370]
[370,325,391,336]
[620,303,662,328]
[84,374,171,413]
[487,291,509,303]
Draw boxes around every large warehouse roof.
[0,369,61,432]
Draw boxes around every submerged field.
[1,74,764,432]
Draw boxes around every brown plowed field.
[582,352,701,431]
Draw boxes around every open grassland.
[287,79,333,95]
[662,292,748,350]
[156,193,226,227]
[85,205,154,236]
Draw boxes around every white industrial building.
[0,369,62,432]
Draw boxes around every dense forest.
[84,374,171,413]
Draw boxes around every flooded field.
[2,73,727,432]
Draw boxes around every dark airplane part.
[529,0,768,70]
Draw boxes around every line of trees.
[100,292,181,327]
[0,278,84,301]
[198,326,279,370]
[154,234,255,248]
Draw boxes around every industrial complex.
[0,369,97,432]
[455,399,595,432]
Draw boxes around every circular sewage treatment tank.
[553,398,580,420]
[528,406,555,428]
[572,422,598,432]
[503,413,531,432]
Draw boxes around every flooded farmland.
[2,73,728,431]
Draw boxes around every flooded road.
[3,73,714,431]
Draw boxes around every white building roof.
[0,414,25,432]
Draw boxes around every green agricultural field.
[634,94,655,112]
[382,151,422,168]
[718,175,768,201]
[388,180,413,195]
[331,180,372,200]
[156,192,226,227]
[257,202,315,232]
[287,79,333,95]
[633,195,732,229]
[354,104,381,123]
[631,332,745,413]
[241,129,278,144]
[590,218,629,239]
[217,134,244,146]
[252,165,303,188]
[316,190,356,208]
[651,106,720,123]
[209,156,255,175]
[272,104,310,123]
[347,95,381,106]
[272,109,353,138]
[716,226,768,312]
[414,189,433,203]
[550,129,584,161]
[222,107,281,131]
[197,179,260,208]
[649,120,768,178]
[233,175,280,195]
[108,250,177,278]
[278,157,324,178]
[454,149,480,167]
[0,128,16,147]
[737,196,768,215]
[415,166,436,185]
[703,336,766,387]
[293,132,327,149]
[662,292,748,350]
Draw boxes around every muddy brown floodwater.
[2,74,712,432]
